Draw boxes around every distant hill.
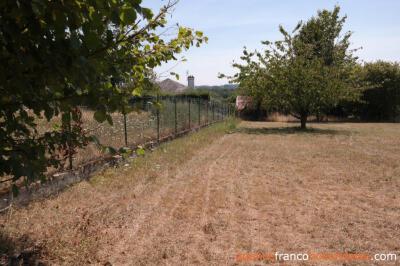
[195,84,238,90]
[157,78,187,93]
[186,84,237,103]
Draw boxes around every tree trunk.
[300,114,307,129]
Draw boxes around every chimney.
[187,75,195,89]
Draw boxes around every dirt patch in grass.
[1,120,400,265]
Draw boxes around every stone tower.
[187,75,195,89]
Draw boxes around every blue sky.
[144,0,400,85]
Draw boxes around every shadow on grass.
[237,126,351,136]
[0,231,43,265]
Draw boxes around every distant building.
[187,75,195,89]
[158,78,186,93]
[235,96,253,111]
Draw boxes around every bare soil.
[1,121,400,265]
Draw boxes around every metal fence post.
[188,97,191,129]
[206,100,209,125]
[123,112,128,146]
[212,102,215,122]
[67,114,73,170]
[224,104,227,119]
[122,106,128,147]
[224,104,226,119]
[174,96,177,136]
[156,95,160,143]
[198,98,201,127]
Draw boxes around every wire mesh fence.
[73,95,232,168]
[0,96,232,196]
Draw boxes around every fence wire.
[0,96,232,193]
[74,95,232,167]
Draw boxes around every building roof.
[157,78,187,93]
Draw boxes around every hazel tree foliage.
[0,0,207,190]
[224,6,360,128]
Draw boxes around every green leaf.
[170,72,180,80]
[119,147,131,153]
[94,110,107,123]
[132,87,142,96]
[85,31,101,50]
[136,146,145,156]
[52,123,61,131]
[141,8,153,19]
[89,135,101,147]
[119,147,132,159]
[106,114,113,125]
[154,101,162,110]
[120,6,137,25]
[103,146,117,155]
[195,31,203,38]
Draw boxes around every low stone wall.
[0,154,123,210]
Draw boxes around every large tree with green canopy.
[224,6,360,128]
[358,61,400,121]
[0,0,207,192]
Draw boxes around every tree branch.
[89,0,179,58]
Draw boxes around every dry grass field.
[1,121,400,265]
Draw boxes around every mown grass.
[0,118,237,264]
[90,117,238,186]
